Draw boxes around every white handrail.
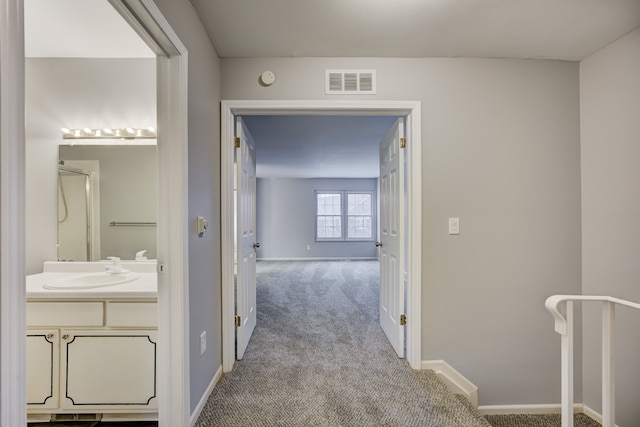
[545,295,640,427]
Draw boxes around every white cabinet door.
[60,330,158,409]
[27,330,59,409]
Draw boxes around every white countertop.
[27,271,158,300]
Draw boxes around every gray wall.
[580,27,640,426]
[153,0,223,415]
[256,178,378,259]
[222,57,583,406]
[25,58,156,274]
[59,145,157,260]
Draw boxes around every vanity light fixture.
[61,127,157,140]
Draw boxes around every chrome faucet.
[105,256,127,274]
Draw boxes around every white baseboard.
[422,360,478,408]
[257,257,378,261]
[478,403,618,426]
[582,404,621,427]
[190,364,223,427]
[420,361,618,426]
[478,403,582,415]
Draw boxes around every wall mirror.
[57,144,157,261]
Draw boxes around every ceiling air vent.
[325,69,376,95]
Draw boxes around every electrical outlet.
[200,331,207,356]
[448,217,460,235]
[307,245,311,251]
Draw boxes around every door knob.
[375,242,382,247]
[253,242,261,249]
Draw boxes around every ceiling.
[191,0,640,60]
[243,115,398,178]
[24,0,154,58]
[24,0,640,178]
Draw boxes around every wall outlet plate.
[200,331,206,356]
[448,217,460,235]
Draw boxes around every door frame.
[221,100,422,372]
[0,1,190,426]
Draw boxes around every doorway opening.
[221,100,423,373]
[2,1,190,426]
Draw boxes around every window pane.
[317,193,341,215]
[348,215,372,239]
[317,215,341,239]
[347,193,373,239]
[348,193,372,215]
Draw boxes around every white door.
[235,118,258,360]
[379,118,405,358]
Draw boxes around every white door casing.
[235,118,257,360]
[0,1,190,426]
[221,100,422,373]
[1,1,27,425]
[379,118,405,357]
[111,3,191,426]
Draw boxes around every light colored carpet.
[196,260,490,426]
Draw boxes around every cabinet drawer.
[106,302,157,327]
[27,302,104,327]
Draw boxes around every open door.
[235,117,258,360]
[379,117,405,357]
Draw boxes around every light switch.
[448,217,460,235]
[196,216,208,237]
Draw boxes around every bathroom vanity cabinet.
[27,299,158,421]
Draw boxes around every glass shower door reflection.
[57,166,92,261]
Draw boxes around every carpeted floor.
[195,260,490,427]
[29,260,602,427]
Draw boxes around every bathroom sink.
[44,272,140,290]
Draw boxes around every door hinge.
[235,316,241,327]
[400,314,407,326]
[400,137,407,149]
[234,137,240,148]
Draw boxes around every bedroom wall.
[256,178,378,259]
[580,27,640,426]
[221,57,582,406]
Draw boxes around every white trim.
[222,100,422,372]
[131,3,191,427]
[477,403,618,426]
[422,360,479,408]
[478,403,583,415]
[583,404,621,427]
[1,1,26,425]
[70,2,191,426]
[257,257,379,261]
[190,365,223,427]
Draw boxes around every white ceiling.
[24,0,154,58]
[243,115,398,178]
[192,0,640,60]
[25,0,640,178]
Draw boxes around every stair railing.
[545,295,640,427]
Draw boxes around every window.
[316,191,375,241]
[316,192,342,239]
